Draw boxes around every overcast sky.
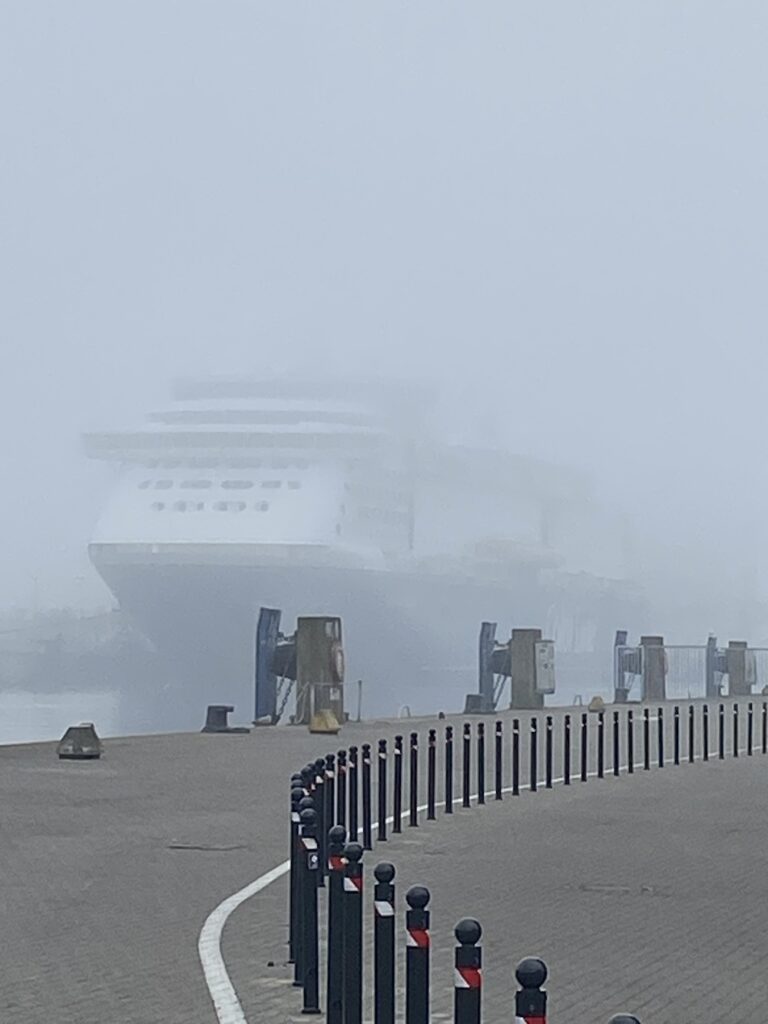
[1,2,766,623]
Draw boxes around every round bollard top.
[609,1016,641,1024]
[325,751,335,764]
[314,757,325,771]
[374,861,395,882]
[515,957,548,989]
[299,807,317,826]
[328,824,347,846]
[290,772,303,784]
[349,744,358,753]
[455,918,482,945]
[406,885,430,909]
[290,786,304,805]
[299,795,315,812]
[362,742,371,753]
[337,748,346,761]
[344,841,364,862]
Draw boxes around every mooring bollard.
[718,703,725,760]
[289,785,304,965]
[462,723,471,808]
[454,918,482,1024]
[512,719,520,795]
[362,744,373,850]
[748,702,753,756]
[327,825,347,1024]
[688,704,695,763]
[349,746,359,838]
[343,843,364,1024]
[393,736,403,834]
[405,885,430,1024]
[627,709,634,774]
[374,863,396,1024]
[673,706,680,765]
[563,714,571,786]
[514,956,547,1024]
[300,807,321,1014]
[295,794,315,986]
[477,722,488,804]
[445,725,454,814]
[427,729,437,820]
[544,716,553,789]
[409,732,419,827]
[597,711,605,778]
[337,750,347,828]
[762,702,767,755]
[580,712,588,782]
[732,703,739,758]
[529,718,538,792]
[314,758,327,888]
[657,707,664,767]
[612,710,620,777]
[494,720,503,800]
[703,703,709,761]
[643,707,650,771]
[378,740,388,842]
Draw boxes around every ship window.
[151,501,166,511]
[222,480,254,490]
[213,500,247,511]
[155,480,173,490]
[262,480,281,489]
[255,501,270,511]
[181,480,212,489]
[138,480,151,489]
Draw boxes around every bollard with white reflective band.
[454,918,482,1024]
[336,750,347,828]
[405,885,430,1024]
[289,784,304,965]
[326,825,347,1024]
[514,956,547,1024]
[348,746,359,838]
[300,807,321,1014]
[295,795,315,986]
[314,758,327,888]
[373,863,396,1024]
[342,843,364,1024]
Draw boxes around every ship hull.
[91,551,632,729]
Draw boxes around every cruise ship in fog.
[84,378,642,721]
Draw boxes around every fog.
[2,1,767,655]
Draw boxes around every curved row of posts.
[288,699,765,1023]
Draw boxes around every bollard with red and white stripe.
[373,863,396,1024]
[300,807,321,1014]
[405,885,430,1024]
[314,757,327,887]
[454,918,482,1024]
[294,795,315,986]
[326,825,347,1024]
[514,956,547,1024]
[342,843,364,1024]
[289,784,304,966]
[325,753,336,853]
[337,749,347,828]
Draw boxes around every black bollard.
[732,703,739,758]
[409,732,419,827]
[627,709,634,774]
[529,718,538,792]
[300,807,321,1014]
[477,722,486,804]
[314,758,327,888]
[454,918,482,1024]
[597,711,604,779]
[445,725,454,814]
[295,795,315,986]
[514,957,547,1023]
[703,704,709,761]
[748,702,753,756]
[545,716,553,789]
[688,705,695,764]
[348,746,359,838]
[462,723,471,808]
[393,736,403,834]
[327,825,347,1024]
[673,706,680,766]
[763,702,767,755]
[563,714,571,786]
[362,744,373,850]
[289,785,305,965]
[643,708,650,771]
[337,750,347,829]
[302,764,315,796]
[325,754,336,857]
[377,740,388,842]
[342,843,364,1024]
[405,885,430,1024]
[657,707,664,768]
[580,712,588,782]
[494,720,503,801]
[612,710,620,777]
[718,703,725,760]
[427,729,437,820]
[512,718,520,795]
[373,863,396,1024]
